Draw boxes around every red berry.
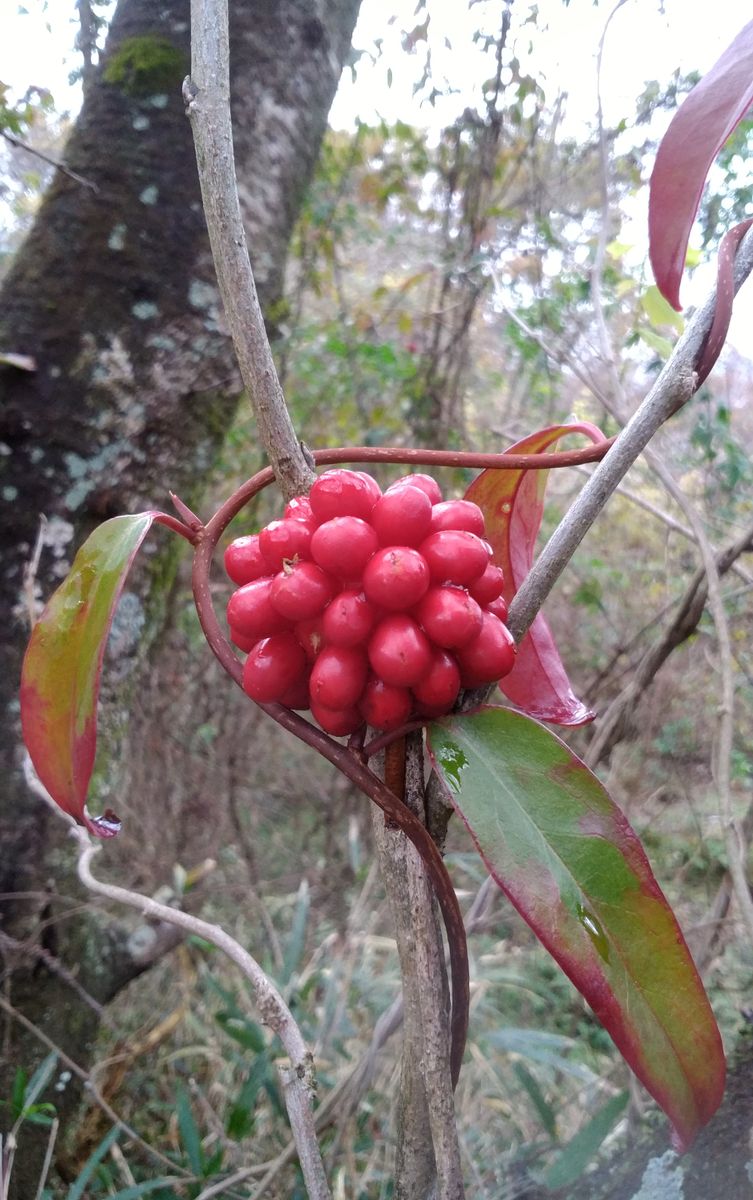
[360,677,413,730]
[224,535,267,586]
[280,671,312,710]
[363,547,430,610]
[412,648,461,713]
[243,633,307,703]
[455,613,516,687]
[227,577,290,640]
[429,499,486,536]
[371,485,432,547]
[368,614,432,687]
[271,561,335,620]
[419,530,490,586]
[415,586,483,648]
[310,645,369,709]
[469,563,505,606]
[230,628,256,654]
[387,473,443,505]
[355,471,383,506]
[309,469,378,523]
[485,595,509,623]
[259,518,312,571]
[323,591,378,647]
[311,700,364,737]
[294,616,326,662]
[284,494,316,527]
[310,516,378,577]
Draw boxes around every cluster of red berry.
[224,469,515,734]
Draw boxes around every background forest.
[1,1,752,1197]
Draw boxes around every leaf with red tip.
[465,424,604,725]
[649,20,753,310]
[428,709,725,1151]
[20,513,160,837]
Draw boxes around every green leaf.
[540,1091,629,1189]
[427,708,725,1150]
[66,1126,120,1199]
[641,285,685,332]
[176,1085,203,1176]
[512,1062,557,1140]
[20,513,159,836]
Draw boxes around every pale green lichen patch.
[132,301,159,321]
[108,223,127,250]
[630,1152,684,1200]
[188,279,218,311]
[148,94,169,109]
[139,185,158,206]
[132,114,150,130]
[2,485,18,501]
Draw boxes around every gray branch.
[507,226,753,643]
[185,0,314,500]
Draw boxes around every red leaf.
[465,424,605,726]
[649,20,753,311]
[20,513,160,837]
[429,709,725,1151]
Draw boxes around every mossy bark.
[0,0,360,1193]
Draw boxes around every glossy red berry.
[355,471,383,506]
[224,534,267,586]
[243,632,307,703]
[387,473,443,505]
[227,577,290,640]
[368,614,432,687]
[310,516,379,577]
[363,546,430,610]
[370,484,432,547]
[270,561,335,620]
[310,645,369,710]
[359,677,413,730]
[230,628,256,654]
[415,586,483,648]
[419,530,490,586]
[259,518,312,572]
[323,591,378,647]
[485,594,509,624]
[412,648,461,713]
[311,700,364,737]
[284,494,316,527]
[429,499,486,536]
[469,563,505,605]
[309,469,378,523]
[280,671,312,710]
[294,616,326,662]
[455,613,516,687]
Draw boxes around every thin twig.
[73,829,332,1200]
[32,1118,58,1200]
[1,129,98,191]
[506,223,753,643]
[184,0,314,500]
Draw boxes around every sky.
[1,0,751,341]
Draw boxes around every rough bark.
[0,0,359,1193]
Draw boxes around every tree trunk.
[0,0,359,1192]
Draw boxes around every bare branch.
[1,130,98,191]
[506,224,753,643]
[185,0,314,499]
[74,829,332,1200]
